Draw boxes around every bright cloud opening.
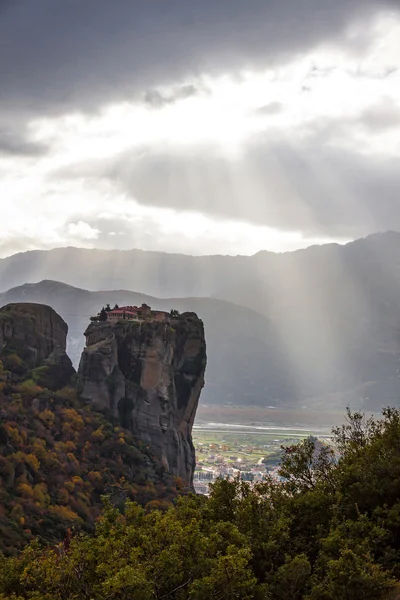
[1,8,399,257]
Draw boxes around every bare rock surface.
[0,302,69,369]
[78,313,206,487]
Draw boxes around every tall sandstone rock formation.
[0,303,74,388]
[78,312,206,487]
[0,303,68,364]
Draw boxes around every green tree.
[271,554,311,600]
[98,307,108,321]
[308,549,394,600]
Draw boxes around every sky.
[0,0,399,258]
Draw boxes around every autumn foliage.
[0,360,177,555]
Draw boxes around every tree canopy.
[2,408,400,598]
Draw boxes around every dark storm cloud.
[0,0,397,119]
[0,128,49,157]
[2,0,400,251]
[144,84,205,108]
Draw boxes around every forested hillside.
[0,372,176,555]
[2,408,400,599]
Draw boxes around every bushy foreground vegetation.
[2,409,400,599]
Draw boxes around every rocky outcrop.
[0,303,71,371]
[32,346,76,390]
[78,313,206,487]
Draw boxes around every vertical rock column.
[78,313,206,487]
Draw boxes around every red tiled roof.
[108,308,138,315]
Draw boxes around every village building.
[106,308,141,323]
[105,303,171,324]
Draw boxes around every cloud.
[358,98,400,131]
[58,208,336,256]
[143,84,205,108]
[57,130,400,240]
[0,128,49,156]
[0,234,50,258]
[1,1,400,257]
[67,221,100,240]
[0,0,397,120]
[256,102,284,115]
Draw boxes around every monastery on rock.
[106,303,170,324]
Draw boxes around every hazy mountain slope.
[214,232,400,409]
[0,280,295,408]
[1,232,400,301]
[0,247,255,297]
[2,232,400,410]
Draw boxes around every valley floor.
[192,405,339,493]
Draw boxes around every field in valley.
[192,404,347,476]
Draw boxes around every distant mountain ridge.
[0,246,250,297]
[0,281,291,409]
[1,231,398,297]
[2,231,400,411]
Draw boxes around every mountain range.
[2,230,400,411]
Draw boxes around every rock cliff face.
[78,313,206,487]
[0,303,73,380]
